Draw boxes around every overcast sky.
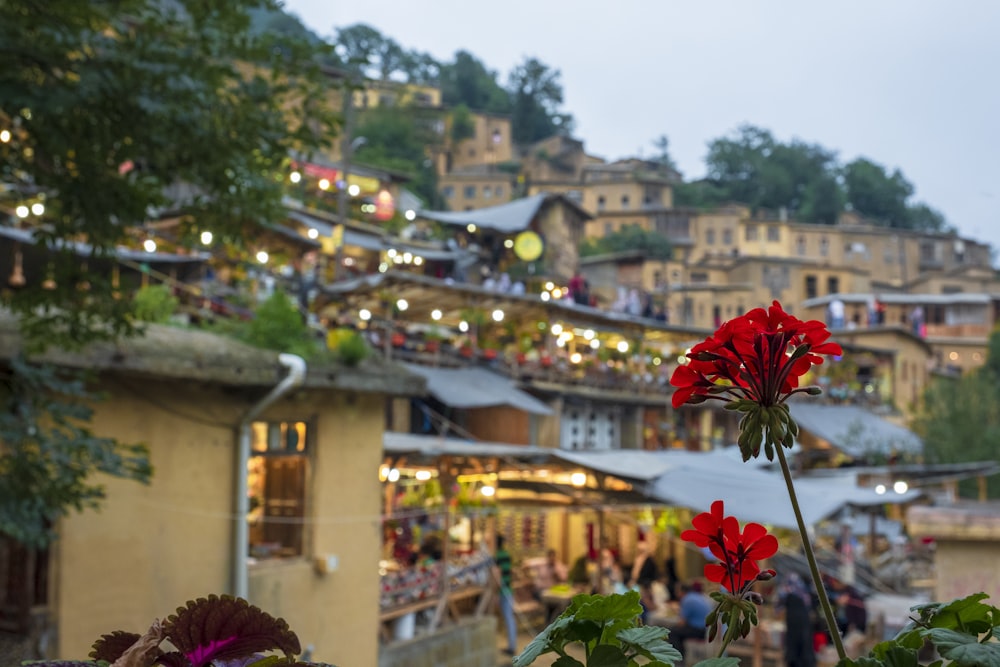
[283,0,1000,253]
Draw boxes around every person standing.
[494,535,517,657]
[669,581,712,659]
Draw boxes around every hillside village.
[3,8,1000,667]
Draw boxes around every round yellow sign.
[513,231,544,262]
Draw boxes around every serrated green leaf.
[880,645,921,667]
[572,592,643,624]
[617,626,680,665]
[927,628,1000,666]
[928,594,996,634]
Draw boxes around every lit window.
[248,421,309,559]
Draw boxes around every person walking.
[494,535,517,657]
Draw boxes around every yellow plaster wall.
[54,381,385,667]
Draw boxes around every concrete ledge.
[379,616,497,667]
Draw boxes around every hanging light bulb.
[200,230,213,245]
[0,129,10,143]
[143,239,157,253]
[15,205,29,218]
[289,171,302,184]
[30,202,44,216]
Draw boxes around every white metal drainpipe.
[234,353,307,599]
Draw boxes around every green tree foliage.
[450,104,476,143]
[0,358,152,547]
[696,125,948,230]
[508,57,575,144]
[915,329,1000,498]
[242,292,318,358]
[354,106,443,207]
[842,158,914,227]
[580,224,672,260]
[843,158,949,231]
[132,285,179,324]
[651,134,678,171]
[704,125,841,223]
[0,0,338,349]
[439,50,511,114]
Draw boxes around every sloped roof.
[402,363,553,415]
[418,193,591,234]
[788,403,923,458]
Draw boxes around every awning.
[0,226,210,264]
[418,193,549,234]
[787,403,923,458]
[384,431,555,460]
[402,363,553,415]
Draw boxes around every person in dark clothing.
[784,592,817,667]
[494,535,517,656]
[779,573,817,667]
[627,541,659,622]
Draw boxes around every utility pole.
[334,81,354,282]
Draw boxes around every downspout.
[234,353,307,599]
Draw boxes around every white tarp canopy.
[787,403,924,458]
[560,448,917,530]
[417,193,549,234]
[402,363,553,415]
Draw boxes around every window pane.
[248,421,309,559]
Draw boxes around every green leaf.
[928,594,996,634]
[617,626,680,665]
[550,657,585,667]
[587,644,629,667]
[571,591,643,624]
[836,659,886,667]
[880,645,921,667]
[927,628,1000,667]
[692,659,740,667]
[513,616,572,666]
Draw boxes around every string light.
[396,298,408,311]
[413,256,423,266]
[0,130,10,143]
[359,309,371,321]
[307,228,318,239]
[15,205,29,218]
[466,223,476,233]
[289,171,302,184]
[30,202,44,216]
[404,210,416,221]
[318,178,331,191]
[348,184,361,197]
[431,309,442,320]
[492,309,504,322]
[143,239,157,253]
[200,230,213,245]
[458,321,469,332]
[256,250,269,264]
[617,341,630,353]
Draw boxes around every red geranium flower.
[672,300,841,409]
[681,500,778,594]
[670,301,843,460]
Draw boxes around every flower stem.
[775,444,847,661]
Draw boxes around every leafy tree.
[0,0,335,545]
[450,104,476,142]
[0,0,337,348]
[842,157,914,227]
[906,201,951,232]
[354,105,443,208]
[439,50,511,114]
[508,57,574,144]
[333,22,386,75]
[580,224,672,260]
[704,126,841,222]
[651,135,678,171]
[0,357,152,547]
[400,49,441,85]
[915,329,1000,498]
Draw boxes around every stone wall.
[378,617,497,667]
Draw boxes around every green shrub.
[133,284,179,323]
